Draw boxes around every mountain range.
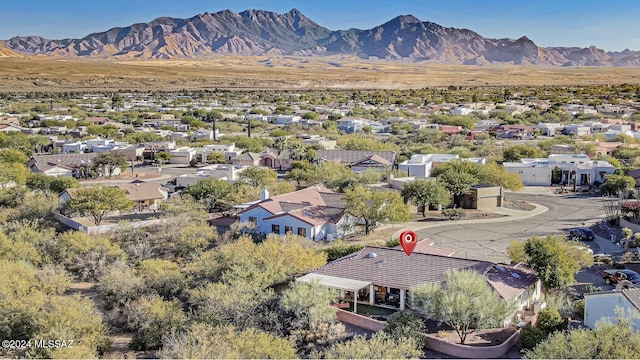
[3,8,640,66]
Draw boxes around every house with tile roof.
[238,185,354,241]
[116,182,169,211]
[584,288,640,331]
[29,153,121,178]
[297,246,541,316]
[315,150,396,173]
[0,123,24,134]
[59,182,169,213]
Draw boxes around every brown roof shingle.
[312,246,492,291]
[310,246,538,300]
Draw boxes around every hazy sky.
[3,0,639,51]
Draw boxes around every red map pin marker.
[399,230,417,256]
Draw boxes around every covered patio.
[296,273,406,313]
[297,273,370,314]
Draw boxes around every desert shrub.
[574,299,585,318]
[138,259,189,300]
[536,307,564,334]
[442,208,465,220]
[128,295,187,351]
[520,325,546,351]
[97,261,145,310]
[323,244,364,262]
[53,231,125,280]
[385,238,400,247]
[384,311,425,347]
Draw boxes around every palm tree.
[273,137,289,171]
[287,141,306,161]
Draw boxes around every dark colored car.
[569,227,596,241]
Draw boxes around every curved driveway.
[414,193,618,263]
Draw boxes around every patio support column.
[369,284,375,305]
[353,292,358,314]
[399,289,406,310]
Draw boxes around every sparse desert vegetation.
[2,56,640,92]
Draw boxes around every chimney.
[261,188,270,201]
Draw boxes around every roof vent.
[365,253,377,259]
[511,273,521,279]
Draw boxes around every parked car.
[602,269,640,286]
[569,227,596,241]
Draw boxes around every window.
[248,217,257,224]
[284,226,293,234]
[297,227,307,237]
[271,224,280,234]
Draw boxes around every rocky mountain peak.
[2,9,638,66]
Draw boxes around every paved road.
[417,192,622,263]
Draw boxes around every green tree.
[337,135,399,152]
[273,136,289,171]
[503,144,547,162]
[536,307,564,334]
[154,151,172,165]
[302,112,319,120]
[239,166,277,187]
[510,235,594,289]
[206,151,226,164]
[322,332,422,359]
[0,162,30,188]
[520,325,547,351]
[185,177,233,213]
[344,186,411,234]
[286,168,310,187]
[0,148,28,164]
[600,174,635,197]
[280,281,338,331]
[401,179,451,216]
[412,269,513,344]
[188,234,326,288]
[66,185,134,225]
[29,135,51,154]
[436,169,477,207]
[308,161,352,189]
[0,132,34,157]
[26,173,80,195]
[526,317,640,359]
[93,151,128,178]
[477,162,524,190]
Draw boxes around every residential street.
[409,190,622,263]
